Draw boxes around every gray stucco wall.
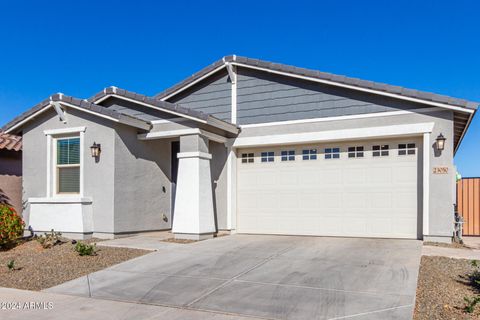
[113,125,172,233]
[237,67,427,125]
[22,108,116,233]
[168,69,232,122]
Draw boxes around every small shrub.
[36,229,65,249]
[464,296,480,313]
[6,260,15,271]
[74,241,96,256]
[0,205,25,248]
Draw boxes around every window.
[281,150,295,161]
[302,149,317,160]
[324,147,340,159]
[398,143,416,156]
[241,153,254,163]
[373,145,389,157]
[56,137,80,194]
[348,146,364,158]
[261,151,274,162]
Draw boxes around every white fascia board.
[233,122,435,148]
[59,102,119,123]
[241,107,441,129]
[150,117,190,124]
[44,126,86,136]
[160,64,227,101]
[138,128,227,143]
[92,94,112,104]
[5,105,53,133]
[231,62,475,115]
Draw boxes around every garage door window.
[398,143,416,156]
[348,146,364,158]
[281,150,295,161]
[373,145,389,157]
[325,148,340,159]
[241,153,255,164]
[261,152,275,162]
[302,149,317,160]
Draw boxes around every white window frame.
[261,151,275,163]
[324,147,340,159]
[347,146,364,158]
[398,143,416,156]
[281,150,295,161]
[302,148,317,160]
[45,127,85,197]
[372,144,389,157]
[241,152,255,164]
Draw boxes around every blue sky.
[0,1,479,175]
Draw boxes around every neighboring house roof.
[0,132,22,151]
[88,86,239,134]
[2,93,152,134]
[154,55,478,153]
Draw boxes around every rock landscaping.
[0,239,148,291]
[414,256,480,319]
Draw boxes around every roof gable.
[155,55,478,112]
[2,94,151,134]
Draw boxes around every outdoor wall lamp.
[90,142,101,158]
[435,133,446,151]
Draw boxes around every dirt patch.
[0,239,148,291]
[161,238,197,244]
[423,241,469,249]
[414,256,480,319]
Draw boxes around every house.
[0,132,22,214]
[2,56,477,242]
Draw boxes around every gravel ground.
[414,256,480,319]
[424,241,468,249]
[0,239,148,291]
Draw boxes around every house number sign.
[433,167,449,174]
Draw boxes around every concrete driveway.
[47,235,422,320]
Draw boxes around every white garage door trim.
[232,122,434,148]
[236,140,420,238]
[227,123,433,238]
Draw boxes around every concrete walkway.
[47,235,421,320]
[0,287,253,320]
[96,231,179,251]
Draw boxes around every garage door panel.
[237,138,419,239]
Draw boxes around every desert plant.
[464,296,480,313]
[36,229,65,249]
[74,241,96,256]
[0,204,25,248]
[6,260,15,271]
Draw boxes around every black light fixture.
[90,142,101,158]
[436,133,446,151]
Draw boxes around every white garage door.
[237,138,420,239]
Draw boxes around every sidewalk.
[0,287,252,320]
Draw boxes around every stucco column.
[172,134,216,240]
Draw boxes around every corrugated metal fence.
[457,178,480,236]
